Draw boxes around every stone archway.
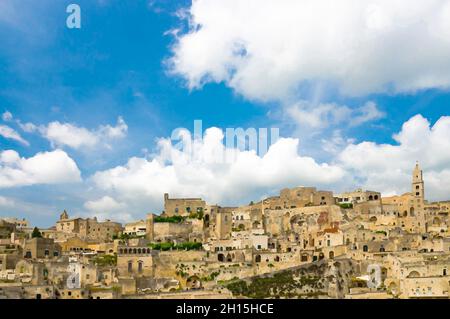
[407,271,420,278]
[218,253,225,262]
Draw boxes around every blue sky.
[2,0,450,227]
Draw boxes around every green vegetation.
[93,254,117,267]
[148,242,203,251]
[201,271,220,282]
[88,285,121,293]
[375,230,387,236]
[188,209,204,220]
[339,203,353,209]
[112,233,144,240]
[225,271,323,298]
[31,227,42,238]
[154,215,185,223]
[232,225,246,232]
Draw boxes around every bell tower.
[412,162,425,208]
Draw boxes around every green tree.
[32,227,42,238]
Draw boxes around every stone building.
[55,211,122,242]
[23,238,61,260]
[124,220,147,237]
[163,193,206,217]
[335,189,381,205]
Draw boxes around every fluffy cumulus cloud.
[84,195,126,212]
[169,0,450,101]
[83,196,132,222]
[85,114,450,216]
[7,113,128,150]
[0,149,81,188]
[338,115,450,200]
[90,127,346,212]
[39,117,128,150]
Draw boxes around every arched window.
[138,261,143,274]
[363,245,368,252]
[128,261,133,273]
[407,271,420,278]
[255,255,261,263]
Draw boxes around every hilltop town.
[1,163,450,299]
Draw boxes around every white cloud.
[0,149,81,188]
[41,122,99,149]
[287,101,384,129]
[350,102,386,127]
[0,196,15,208]
[0,125,29,146]
[169,0,450,101]
[87,114,450,217]
[91,127,346,211]
[83,195,132,222]
[84,195,126,212]
[338,114,450,200]
[2,111,13,122]
[15,116,128,150]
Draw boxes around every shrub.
[154,216,185,223]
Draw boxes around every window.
[44,249,49,256]
[128,261,133,273]
[138,261,143,274]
